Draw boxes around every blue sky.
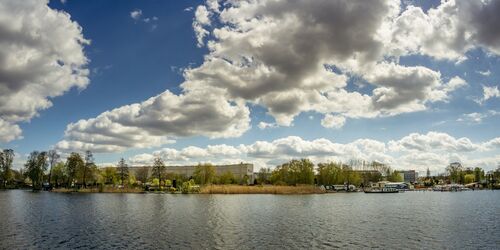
[0,0,499,174]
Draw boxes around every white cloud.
[193,5,211,47]
[55,0,497,152]
[389,0,500,60]
[257,122,278,130]
[484,137,500,149]
[365,63,458,112]
[0,0,89,142]
[56,89,250,153]
[477,70,491,76]
[457,110,499,124]
[128,132,500,172]
[130,9,142,20]
[457,113,487,124]
[130,9,159,30]
[321,114,346,129]
[0,119,22,142]
[388,131,483,153]
[482,85,500,102]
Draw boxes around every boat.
[363,187,399,193]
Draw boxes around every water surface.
[0,190,499,249]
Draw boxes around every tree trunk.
[48,164,53,188]
[82,167,87,188]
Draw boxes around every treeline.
[3,148,499,191]
[255,159,403,186]
[2,148,403,191]
[419,163,500,187]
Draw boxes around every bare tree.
[117,158,129,186]
[83,150,94,188]
[151,157,165,187]
[47,150,60,188]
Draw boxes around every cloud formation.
[321,114,346,129]
[129,132,500,173]
[0,0,89,142]
[55,0,498,152]
[56,89,250,152]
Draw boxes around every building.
[398,170,418,183]
[129,163,254,184]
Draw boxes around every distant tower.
[426,167,431,178]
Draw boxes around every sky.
[0,0,499,175]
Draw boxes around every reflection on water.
[0,190,499,249]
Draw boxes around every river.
[0,190,499,249]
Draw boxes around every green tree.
[25,151,48,190]
[128,172,137,186]
[317,162,342,185]
[271,159,315,185]
[257,167,271,184]
[464,174,475,184]
[0,149,15,188]
[151,157,166,187]
[51,162,66,188]
[66,152,84,188]
[101,167,118,185]
[117,158,129,186]
[181,179,197,193]
[387,170,403,182]
[193,163,216,185]
[218,171,235,184]
[136,166,149,185]
[474,167,484,183]
[446,162,464,184]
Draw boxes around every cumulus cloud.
[257,121,278,130]
[0,0,89,142]
[56,0,497,152]
[365,64,466,112]
[193,5,211,47]
[389,0,500,60]
[129,132,500,173]
[56,89,250,153]
[130,9,142,20]
[321,114,346,129]
[388,132,483,153]
[481,85,500,103]
[0,119,22,142]
[484,137,500,149]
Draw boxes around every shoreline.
[46,185,326,194]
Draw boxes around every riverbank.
[51,187,146,193]
[200,185,325,194]
[49,185,326,194]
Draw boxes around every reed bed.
[200,185,325,194]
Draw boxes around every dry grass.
[200,185,325,194]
